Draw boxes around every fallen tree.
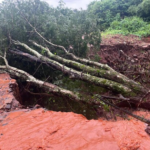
[0,52,80,101]
[0,0,150,124]
[11,40,147,96]
[1,49,150,124]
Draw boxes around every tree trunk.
[11,40,147,97]
[31,41,146,94]
[1,51,150,125]
[0,65,80,101]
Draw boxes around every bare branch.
[96,95,150,125]
[13,40,136,95]
[0,64,80,101]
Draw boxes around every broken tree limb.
[0,64,80,101]
[30,40,147,95]
[24,18,117,71]
[0,50,80,101]
[13,40,148,96]
[96,95,150,125]
[12,41,138,96]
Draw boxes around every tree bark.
[12,40,147,96]
[1,51,150,125]
[0,65,80,101]
[31,40,146,95]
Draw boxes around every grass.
[102,17,150,38]
[102,28,150,38]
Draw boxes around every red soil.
[101,34,150,47]
[0,74,19,110]
[0,109,150,150]
[89,35,150,90]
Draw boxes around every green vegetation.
[0,0,102,83]
[104,17,150,37]
[88,0,150,37]
[0,0,101,58]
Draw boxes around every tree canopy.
[87,0,150,31]
[0,0,101,57]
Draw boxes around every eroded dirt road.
[0,109,150,150]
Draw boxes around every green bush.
[105,17,150,37]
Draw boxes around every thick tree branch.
[31,40,147,94]
[0,66,80,101]
[12,40,137,96]
[96,95,150,125]
[23,18,117,71]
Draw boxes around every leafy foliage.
[137,0,150,21]
[105,17,150,37]
[87,0,147,31]
[0,0,101,57]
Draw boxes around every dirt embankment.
[99,35,150,67]
[89,35,150,90]
[101,34,150,47]
[0,74,21,110]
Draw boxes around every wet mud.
[0,109,150,150]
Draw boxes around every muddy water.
[0,109,150,150]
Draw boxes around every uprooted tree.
[0,0,150,123]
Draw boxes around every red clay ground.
[101,34,150,47]
[0,74,21,112]
[1,108,150,150]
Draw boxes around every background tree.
[137,0,150,21]
[87,0,144,30]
